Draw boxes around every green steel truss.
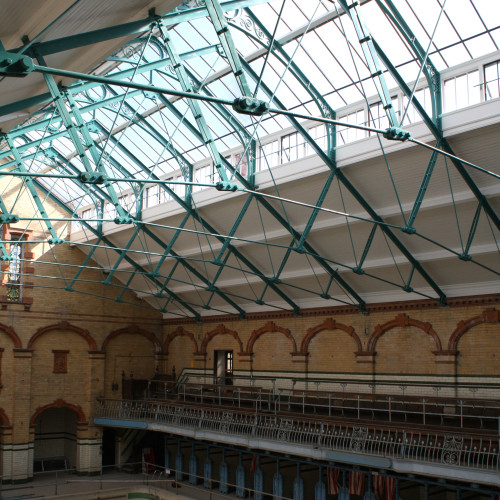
[0,0,498,318]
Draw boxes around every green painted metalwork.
[158,22,229,183]
[406,149,439,231]
[32,178,202,319]
[1,133,62,242]
[239,9,337,154]
[241,59,446,306]
[16,0,271,58]
[204,0,252,97]
[462,204,482,260]
[376,0,442,131]
[0,0,497,318]
[372,42,500,232]
[89,115,299,314]
[336,0,399,128]
[96,121,302,314]
[66,235,103,290]
[295,170,336,252]
[104,225,142,284]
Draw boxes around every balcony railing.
[144,379,500,432]
[95,398,499,473]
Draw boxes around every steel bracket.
[0,41,34,77]
[232,97,269,116]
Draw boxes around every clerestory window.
[6,235,24,302]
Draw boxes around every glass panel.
[444,70,480,111]
[258,140,280,171]
[7,236,24,302]
[484,60,500,101]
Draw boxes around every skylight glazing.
[0,0,498,318]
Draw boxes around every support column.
[364,472,375,500]
[175,439,183,482]
[340,469,349,500]
[164,436,170,471]
[204,446,213,489]
[253,455,263,500]
[189,442,197,484]
[219,448,229,494]
[273,457,283,499]
[315,465,326,500]
[293,462,304,500]
[236,451,245,498]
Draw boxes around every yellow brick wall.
[457,322,500,375]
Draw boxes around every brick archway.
[300,318,362,354]
[448,308,499,351]
[366,313,442,353]
[246,321,297,354]
[164,326,198,354]
[28,321,97,351]
[102,325,162,353]
[30,399,87,427]
[200,324,244,354]
[0,323,22,349]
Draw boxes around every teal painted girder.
[84,52,366,308]
[375,0,442,131]
[144,88,363,309]
[240,59,447,305]
[204,0,252,97]
[366,2,499,233]
[371,44,500,233]
[88,140,250,316]
[25,177,202,320]
[240,9,337,153]
[15,0,272,58]
[336,0,399,128]
[99,123,302,314]
[33,52,128,220]
[2,133,61,242]
[87,112,299,312]
[0,43,220,122]
[182,68,257,187]
[158,23,229,183]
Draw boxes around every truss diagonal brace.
[158,22,229,183]
[204,0,252,97]
[2,134,62,242]
[337,0,399,128]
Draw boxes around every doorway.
[213,350,233,385]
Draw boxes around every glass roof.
[0,0,499,318]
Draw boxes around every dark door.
[214,350,233,385]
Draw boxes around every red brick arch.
[102,325,162,353]
[0,408,11,427]
[366,313,442,353]
[300,318,362,354]
[200,324,243,354]
[30,399,87,427]
[246,321,297,354]
[448,308,500,351]
[0,323,22,349]
[164,326,198,354]
[28,321,97,351]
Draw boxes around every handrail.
[95,398,500,473]
[146,379,500,431]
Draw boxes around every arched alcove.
[32,406,80,471]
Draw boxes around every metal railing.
[146,379,500,431]
[95,399,500,472]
